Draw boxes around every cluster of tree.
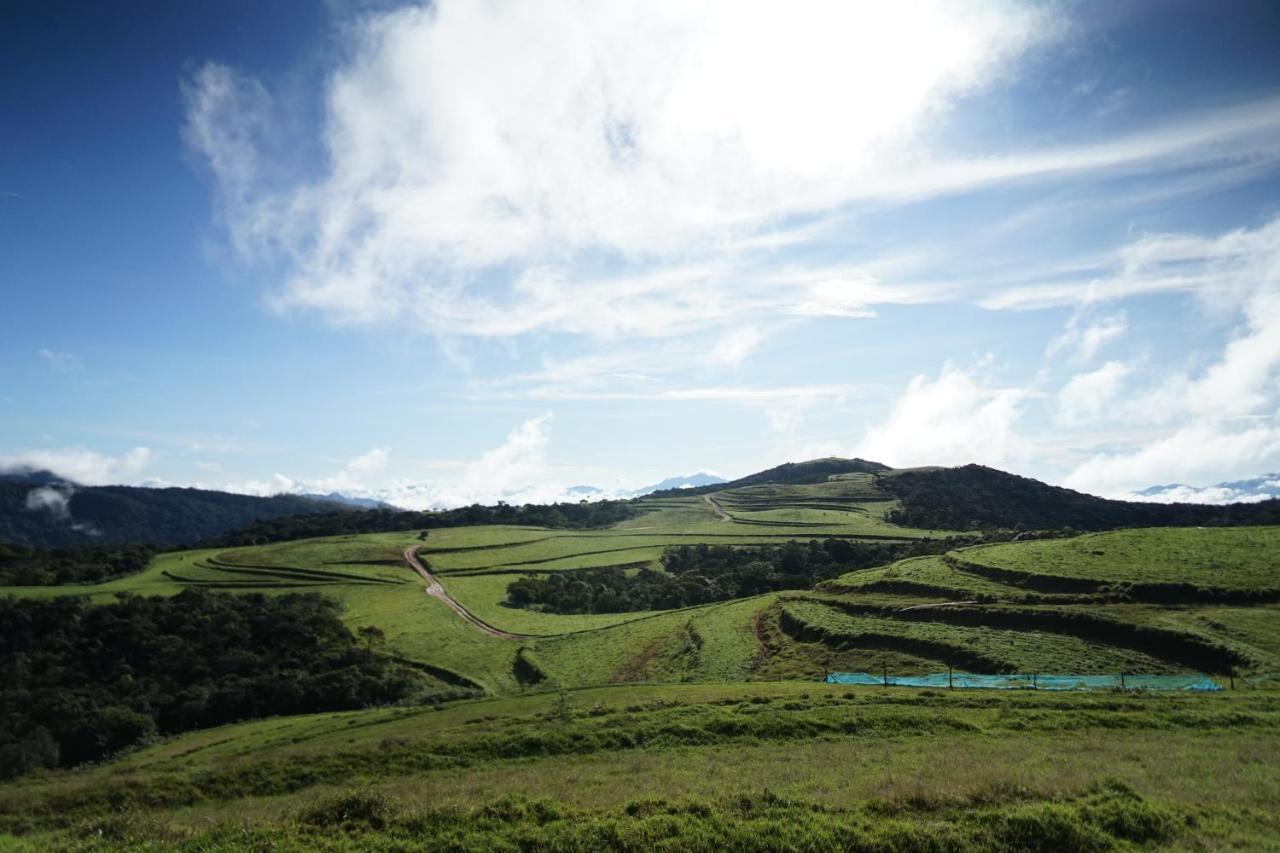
[0,543,155,586]
[204,500,641,548]
[0,478,347,548]
[506,538,972,614]
[0,591,421,778]
[879,465,1280,532]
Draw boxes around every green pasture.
[4,682,1279,849]
[958,526,1280,591]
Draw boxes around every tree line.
[880,465,1280,532]
[505,537,976,614]
[204,500,640,548]
[0,591,423,778]
[0,542,156,586]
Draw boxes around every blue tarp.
[824,672,1222,691]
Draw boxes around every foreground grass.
[2,682,1278,849]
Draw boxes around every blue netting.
[824,672,1221,691]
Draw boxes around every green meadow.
[3,478,1279,848]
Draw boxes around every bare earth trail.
[402,546,535,640]
[704,494,732,522]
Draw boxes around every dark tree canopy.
[0,591,422,778]
[879,465,1280,532]
[506,537,975,614]
[0,480,347,548]
[0,542,155,586]
[204,500,640,548]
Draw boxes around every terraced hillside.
[2,466,1279,849]
[6,478,1278,694]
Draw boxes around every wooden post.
[1032,673,1037,690]
[1120,672,1126,690]
[948,666,953,689]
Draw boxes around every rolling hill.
[0,470,351,547]
[2,457,1279,848]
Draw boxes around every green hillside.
[2,462,1279,848]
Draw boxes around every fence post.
[1120,672,1126,690]
[1032,673,1037,690]
[948,666,953,689]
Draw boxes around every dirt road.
[402,545,535,640]
[704,494,732,522]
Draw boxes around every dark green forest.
[205,500,641,547]
[0,543,155,586]
[505,538,973,614]
[0,481,346,548]
[881,465,1280,531]
[0,592,422,778]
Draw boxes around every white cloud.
[984,215,1280,312]
[1063,421,1280,498]
[1129,482,1277,505]
[707,326,766,367]
[0,446,153,485]
[37,348,80,371]
[269,447,392,496]
[519,384,860,403]
[854,365,1030,468]
[24,485,72,518]
[1057,361,1130,424]
[186,1,1052,336]
[1046,311,1127,363]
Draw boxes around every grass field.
[957,526,1280,594]
[3,478,1280,848]
[3,682,1278,849]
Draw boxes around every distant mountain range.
[299,492,397,510]
[1134,474,1280,505]
[566,471,728,500]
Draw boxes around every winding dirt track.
[402,545,535,640]
[704,494,732,522]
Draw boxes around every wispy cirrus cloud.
[184,1,1054,340]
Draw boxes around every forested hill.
[880,465,1280,532]
[202,500,640,547]
[648,457,891,498]
[0,476,349,548]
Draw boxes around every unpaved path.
[896,600,980,613]
[402,546,535,640]
[704,494,732,522]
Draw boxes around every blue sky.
[3,1,1280,507]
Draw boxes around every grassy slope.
[3,682,1278,849]
[3,482,1280,847]
[959,526,1280,590]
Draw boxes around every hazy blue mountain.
[1135,474,1280,504]
[630,472,727,496]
